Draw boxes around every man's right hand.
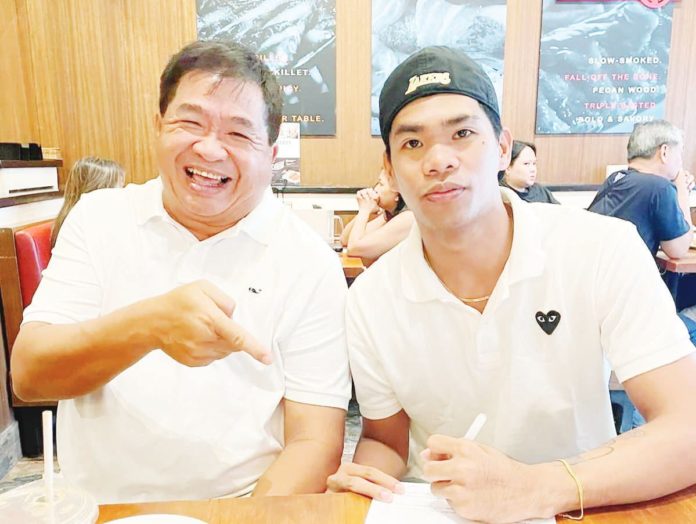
[326,462,404,501]
[151,280,271,366]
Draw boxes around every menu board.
[197,0,337,136]
[272,123,301,187]
[371,0,507,136]
[536,0,674,134]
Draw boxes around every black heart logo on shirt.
[535,310,561,335]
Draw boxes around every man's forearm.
[353,437,407,479]
[11,298,161,401]
[253,439,343,496]
[532,416,696,516]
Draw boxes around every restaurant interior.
[1,0,696,522]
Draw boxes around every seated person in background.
[11,40,350,504]
[327,46,696,523]
[51,156,126,248]
[589,121,696,429]
[588,120,696,348]
[498,140,559,204]
[340,168,414,262]
[588,120,693,259]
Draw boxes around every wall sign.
[197,0,337,136]
[536,0,674,134]
[371,0,507,136]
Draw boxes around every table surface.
[97,493,370,523]
[97,485,696,523]
[340,251,365,279]
[656,248,696,273]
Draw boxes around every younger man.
[328,47,696,522]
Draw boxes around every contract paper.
[365,482,556,524]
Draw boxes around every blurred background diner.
[51,157,126,247]
[498,140,559,204]
[341,168,414,263]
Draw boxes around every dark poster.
[536,0,674,134]
[197,0,337,136]
[371,0,507,136]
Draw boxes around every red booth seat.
[14,222,53,308]
[0,220,55,454]
[0,219,54,409]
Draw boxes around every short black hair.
[159,40,283,144]
[498,140,536,181]
[510,140,536,165]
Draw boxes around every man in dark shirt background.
[589,119,693,259]
[589,119,696,432]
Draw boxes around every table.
[97,485,696,523]
[656,249,696,309]
[97,493,370,523]
[656,249,696,274]
[340,252,365,279]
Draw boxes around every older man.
[589,120,696,429]
[588,120,694,259]
[11,41,350,503]
[327,46,696,522]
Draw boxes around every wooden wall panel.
[301,0,385,187]
[16,0,195,185]
[0,0,37,143]
[25,0,127,170]
[1,0,695,188]
[119,1,197,183]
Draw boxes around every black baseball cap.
[378,46,501,146]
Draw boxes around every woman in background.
[341,169,414,263]
[499,140,559,204]
[51,156,126,247]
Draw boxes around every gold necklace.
[423,248,491,304]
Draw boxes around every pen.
[420,413,488,463]
[463,413,487,440]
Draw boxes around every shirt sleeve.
[652,183,690,242]
[595,221,694,383]
[279,255,351,410]
[345,287,403,420]
[22,199,104,325]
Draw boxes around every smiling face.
[505,146,537,190]
[155,71,277,238]
[384,93,511,232]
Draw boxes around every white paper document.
[365,482,556,524]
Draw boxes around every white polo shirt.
[23,178,351,503]
[347,188,693,479]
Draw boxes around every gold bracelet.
[557,459,584,520]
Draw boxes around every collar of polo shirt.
[400,188,547,305]
[133,177,278,245]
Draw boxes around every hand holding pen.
[421,413,555,522]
